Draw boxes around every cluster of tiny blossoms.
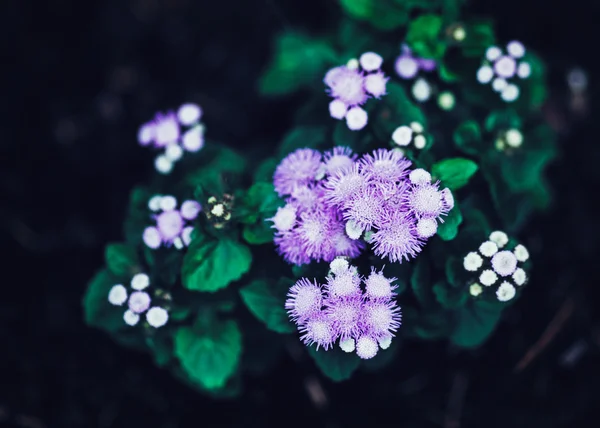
[269,147,454,265]
[286,258,401,359]
[137,103,205,174]
[143,195,201,250]
[324,52,389,131]
[476,41,531,102]
[394,44,436,80]
[108,273,169,328]
[463,230,530,301]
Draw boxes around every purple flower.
[394,44,436,80]
[324,66,369,107]
[299,311,336,350]
[143,195,200,250]
[324,296,363,340]
[342,185,385,231]
[364,268,397,300]
[273,149,324,197]
[323,146,357,175]
[371,213,423,263]
[323,163,367,207]
[359,148,410,184]
[285,278,324,323]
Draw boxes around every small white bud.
[180,200,202,220]
[506,41,526,58]
[364,73,387,97]
[479,241,499,257]
[514,244,529,262]
[177,103,202,125]
[155,155,173,174]
[131,273,150,291]
[463,252,484,272]
[501,84,520,102]
[492,78,508,92]
[378,334,393,350]
[159,195,177,212]
[517,62,531,79]
[329,99,347,120]
[479,269,498,286]
[146,307,169,328]
[512,268,527,286]
[489,230,509,248]
[409,121,424,134]
[330,258,350,275]
[165,143,184,162]
[477,65,494,84]
[395,56,419,79]
[416,218,438,238]
[346,58,359,70]
[269,204,297,232]
[182,125,205,152]
[412,78,431,102]
[123,310,140,326]
[355,336,379,359]
[339,338,356,353]
[469,283,483,296]
[359,52,383,72]
[409,168,431,185]
[438,91,455,110]
[494,56,517,78]
[148,195,163,211]
[485,46,502,62]
[496,281,516,302]
[392,126,413,147]
[505,129,523,147]
[108,284,128,306]
[345,220,364,240]
[345,107,368,131]
[128,291,151,314]
[413,134,427,149]
[143,226,162,249]
[173,237,184,250]
[182,226,194,246]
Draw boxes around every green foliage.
[410,256,436,308]
[453,120,483,156]
[278,125,329,158]
[181,235,252,292]
[372,82,425,141]
[406,14,445,59]
[238,182,284,245]
[239,280,295,333]
[433,281,468,309]
[339,0,410,31]
[258,32,338,96]
[83,269,124,332]
[307,345,361,381]
[105,243,139,277]
[431,157,479,190]
[437,202,463,241]
[450,299,504,348]
[174,319,242,390]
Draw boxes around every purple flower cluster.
[143,194,201,250]
[286,258,401,359]
[324,52,389,131]
[137,103,205,174]
[271,147,454,265]
[394,44,436,80]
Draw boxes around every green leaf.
[239,280,295,334]
[461,20,496,57]
[253,157,279,183]
[278,126,328,158]
[453,120,483,156]
[238,182,283,224]
[437,202,463,241]
[307,346,360,382]
[259,32,338,96]
[433,281,468,309]
[83,269,124,332]
[484,109,522,133]
[445,256,466,287]
[410,256,436,308]
[339,0,410,31]
[431,157,479,190]
[450,300,504,348]
[174,320,242,390]
[146,335,173,367]
[182,236,252,292]
[406,14,446,59]
[243,223,274,245]
[105,243,139,277]
[372,82,425,141]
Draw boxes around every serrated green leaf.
[239,280,295,333]
[406,14,445,59]
[450,299,504,348]
[431,157,479,190]
[259,32,338,96]
[174,320,242,390]
[437,202,463,241]
[307,346,361,382]
[83,269,124,332]
[453,120,482,156]
[182,236,252,292]
[105,243,139,277]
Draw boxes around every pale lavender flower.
[371,213,423,263]
[342,185,385,232]
[299,311,336,350]
[152,112,180,147]
[323,146,357,175]
[324,66,369,107]
[364,268,397,300]
[143,195,199,250]
[273,149,324,197]
[267,204,297,232]
[274,230,312,265]
[324,266,362,299]
[361,300,402,338]
[128,291,151,314]
[364,71,388,98]
[359,148,410,184]
[285,278,324,323]
[324,295,363,340]
[394,44,436,79]
[322,163,368,207]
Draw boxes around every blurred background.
[2,0,600,426]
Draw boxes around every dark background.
[2,0,600,427]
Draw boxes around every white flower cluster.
[108,273,169,328]
[495,128,524,151]
[476,41,531,102]
[392,121,427,151]
[463,230,529,302]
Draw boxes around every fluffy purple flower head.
[395,44,436,79]
[288,184,325,213]
[323,163,368,207]
[329,223,365,258]
[406,182,445,218]
[342,185,386,231]
[143,195,199,250]
[299,311,336,350]
[324,295,363,340]
[273,148,324,197]
[361,300,402,338]
[285,278,324,323]
[324,265,362,299]
[324,66,369,107]
[364,268,398,300]
[371,213,423,263]
[323,146,357,175]
[295,209,338,262]
[266,203,297,232]
[274,230,311,266]
[364,71,388,98]
[151,112,180,148]
[359,148,410,184]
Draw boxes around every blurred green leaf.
[406,14,446,59]
[307,345,361,381]
[182,236,252,292]
[410,256,436,308]
[259,32,338,96]
[431,157,479,190]
[239,280,295,334]
[339,0,410,31]
[278,126,329,158]
[433,281,468,309]
[453,120,483,156]
[83,269,124,332]
[174,319,242,390]
[437,202,463,241]
[105,243,139,277]
[450,299,504,348]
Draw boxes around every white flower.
[359,52,383,71]
[409,168,431,185]
[148,195,163,211]
[365,73,387,97]
[123,310,140,326]
[329,99,347,120]
[489,231,509,248]
[412,78,431,102]
[517,62,531,79]
[479,241,499,257]
[392,126,413,147]
[355,336,378,359]
[131,273,150,291]
[505,129,523,148]
[438,91,455,110]
[159,195,177,211]
[469,283,483,297]
[146,307,169,328]
[181,200,202,220]
[108,284,128,306]
[491,250,518,276]
[182,226,194,246]
[378,334,392,350]
[346,58,359,70]
[501,84,520,102]
[441,188,454,210]
[345,220,364,240]
[512,268,527,286]
[494,56,517,78]
[477,65,494,84]
[416,218,438,238]
[345,107,368,131]
[128,291,151,314]
[486,46,502,62]
[492,78,508,92]
[514,244,529,262]
[268,204,297,232]
[463,252,484,271]
[410,122,424,134]
[177,103,202,125]
[143,226,162,249]
[165,143,184,162]
[413,135,427,149]
[496,281,516,302]
[173,237,184,250]
[395,56,419,79]
[506,41,526,58]
[329,257,350,275]
[182,125,205,152]
[479,269,498,286]
[339,338,356,353]
[155,155,173,174]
